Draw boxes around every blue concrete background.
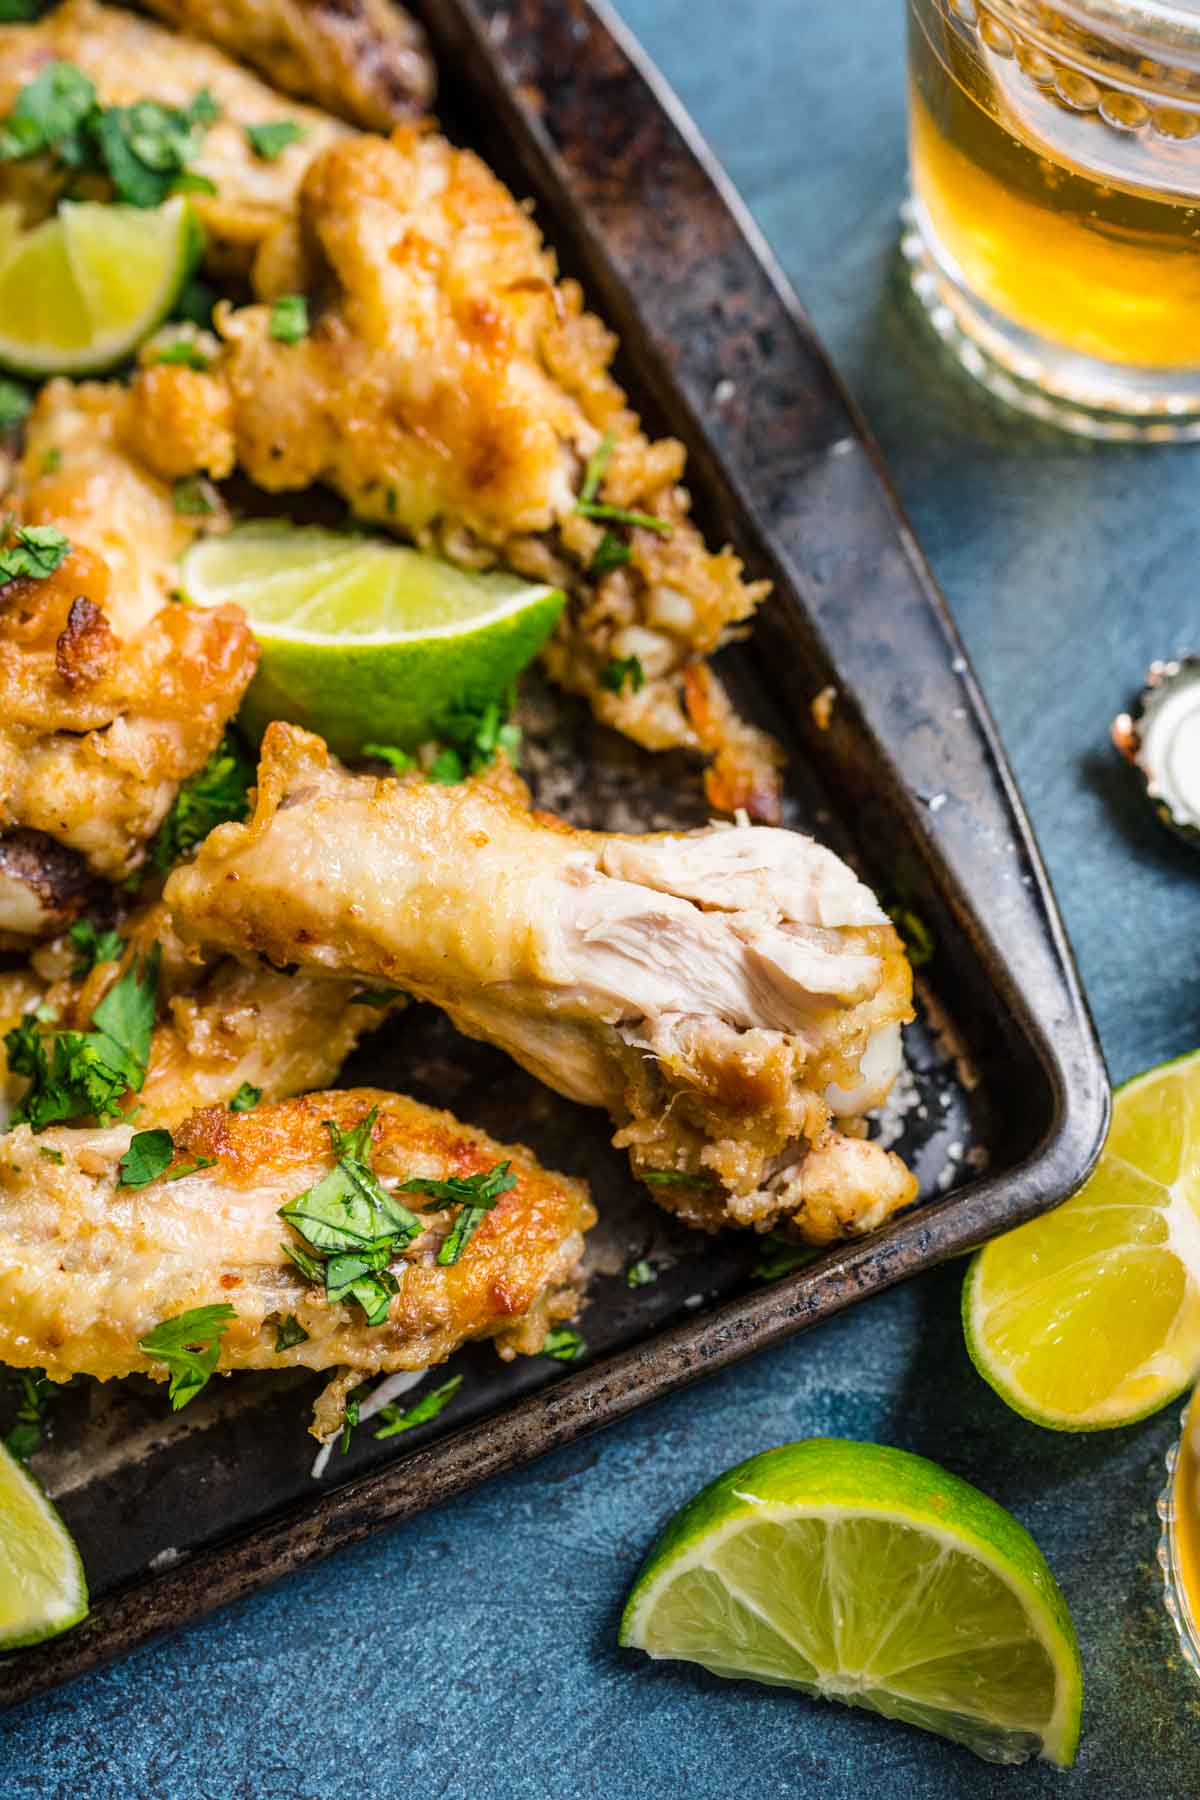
[5,2,1200,1793]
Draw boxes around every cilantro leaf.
[38,1147,64,1165]
[0,62,96,164]
[542,1327,586,1362]
[626,1258,657,1288]
[601,655,645,695]
[0,0,45,21]
[92,96,210,208]
[400,1161,516,1266]
[429,696,521,784]
[0,378,30,430]
[362,743,414,775]
[68,918,124,976]
[172,277,216,329]
[753,1236,819,1281]
[147,336,211,371]
[267,1311,309,1352]
[172,475,218,516]
[3,1368,52,1462]
[146,731,254,876]
[245,119,306,160]
[117,1128,174,1189]
[640,1168,713,1187]
[228,1082,261,1112]
[269,294,308,344]
[138,1303,236,1410]
[579,431,615,505]
[590,530,631,577]
[0,523,71,584]
[887,903,935,970]
[90,942,161,1087]
[374,1374,462,1440]
[427,747,464,784]
[165,1155,217,1181]
[576,501,672,534]
[6,944,159,1130]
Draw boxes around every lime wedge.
[180,524,565,757]
[619,1439,1081,1767]
[0,196,199,378]
[966,1049,1200,1429]
[0,1439,88,1649]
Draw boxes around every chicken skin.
[0,382,256,940]
[166,725,916,1243]
[137,0,435,131]
[0,1089,594,1417]
[0,0,349,285]
[192,129,780,818]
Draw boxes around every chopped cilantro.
[68,918,124,976]
[887,903,935,970]
[429,696,521,783]
[269,294,308,344]
[339,1390,362,1454]
[40,448,61,474]
[362,742,414,775]
[427,747,464,784]
[753,1236,819,1281]
[38,1147,64,1165]
[149,337,211,371]
[576,501,672,534]
[245,119,306,160]
[542,1327,586,1363]
[146,731,254,876]
[3,1368,51,1462]
[601,655,645,696]
[173,277,216,328]
[5,943,161,1130]
[579,431,615,505]
[590,530,631,577]
[0,0,44,20]
[138,1303,236,1410]
[117,1128,174,1189]
[268,1311,309,1352]
[228,1082,261,1112]
[172,474,217,516]
[0,62,96,164]
[626,1258,657,1288]
[374,1374,462,1440]
[0,523,71,584]
[0,378,30,430]
[166,1155,217,1181]
[640,1168,712,1187]
[400,1161,516,1266]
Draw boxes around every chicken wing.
[166,725,916,1242]
[0,382,257,938]
[136,0,434,131]
[0,0,349,284]
[191,129,780,818]
[0,1090,594,1415]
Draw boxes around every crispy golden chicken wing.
[136,0,434,130]
[194,129,780,818]
[0,1089,594,1411]
[0,0,348,284]
[166,725,916,1242]
[0,383,256,937]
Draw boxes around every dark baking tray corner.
[0,0,1109,1710]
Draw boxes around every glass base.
[1159,1417,1200,1686]
[901,197,1200,443]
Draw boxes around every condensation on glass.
[905,0,1200,437]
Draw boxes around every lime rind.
[620,1440,1081,1768]
[0,1440,89,1651]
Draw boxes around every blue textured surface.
[6,3,1200,1793]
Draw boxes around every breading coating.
[0,1089,594,1413]
[166,724,917,1242]
[137,0,435,131]
[0,0,349,284]
[192,128,781,817]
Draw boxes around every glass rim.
[989,0,1200,66]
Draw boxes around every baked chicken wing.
[0,382,256,940]
[166,725,916,1243]
[136,0,434,131]
[197,129,780,818]
[0,1090,594,1415]
[0,0,348,284]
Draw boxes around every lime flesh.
[0,1440,88,1649]
[180,524,565,758]
[0,197,198,378]
[620,1439,1081,1767]
[965,1048,1200,1429]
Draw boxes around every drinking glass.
[1159,1391,1200,1684]
[904,0,1200,438]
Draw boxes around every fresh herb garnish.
[0,61,96,164]
[349,988,402,1008]
[427,747,465,784]
[117,1128,174,1189]
[172,474,218,516]
[0,377,30,429]
[279,1110,422,1325]
[228,1082,261,1112]
[245,119,306,160]
[146,731,254,876]
[3,1368,51,1462]
[138,1303,236,1410]
[374,1374,462,1439]
[640,1168,712,1187]
[269,294,309,344]
[173,277,216,329]
[887,903,935,969]
[542,1327,586,1363]
[68,917,124,975]
[427,697,521,784]
[601,655,645,695]
[166,1155,217,1181]
[147,336,211,371]
[0,0,44,22]
[362,742,414,775]
[400,1162,516,1266]
[41,448,62,474]
[268,1311,309,1352]
[626,1258,657,1288]
[38,1147,64,1165]
[753,1236,819,1281]
[0,523,70,584]
[577,501,672,534]
[5,943,161,1130]
[579,431,615,505]
[590,530,631,576]
[339,1390,362,1454]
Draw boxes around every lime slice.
[181,524,566,757]
[0,1439,88,1649]
[966,1049,1200,1430]
[0,196,199,378]
[619,1439,1081,1767]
